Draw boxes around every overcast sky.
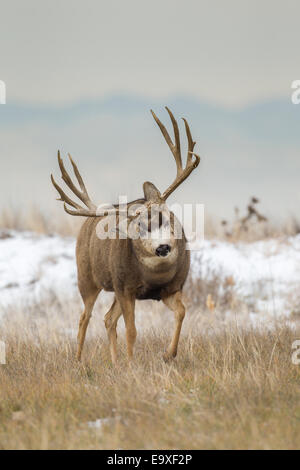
[0,0,299,108]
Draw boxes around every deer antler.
[151,107,200,200]
[51,151,111,217]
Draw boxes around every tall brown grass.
[1,206,300,241]
[0,205,81,236]
[0,295,299,450]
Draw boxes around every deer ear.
[143,181,161,202]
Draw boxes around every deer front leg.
[116,293,136,361]
[104,298,122,365]
[162,291,185,361]
[77,288,101,361]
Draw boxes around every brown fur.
[51,108,200,363]
[75,204,190,362]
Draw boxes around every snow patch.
[1,230,300,322]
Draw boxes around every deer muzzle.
[155,244,171,257]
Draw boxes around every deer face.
[52,107,200,263]
[128,183,183,267]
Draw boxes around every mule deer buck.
[51,107,200,363]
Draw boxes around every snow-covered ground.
[0,230,300,326]
[191,236,300,320]
[0,230,77,310]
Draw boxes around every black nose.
[155,244,171,257]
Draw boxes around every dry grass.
[0,301,299,449]
[0,205,81,237]
[1,205,300,241]
[206,214,300,242]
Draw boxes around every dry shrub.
[184,254,241,315]
[208,197,300,242]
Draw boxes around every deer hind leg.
[104,297,122,365]
[116,293,136,361]
[162,291,186,361]
[77,288,101,361]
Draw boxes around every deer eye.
[148,212,163,230]
[158,212,163,227]
[138,220,148,237]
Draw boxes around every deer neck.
[136,248,179,285]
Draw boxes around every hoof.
[163,352,176,363]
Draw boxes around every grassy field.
[0,207,300,449]
[0,318,299,449]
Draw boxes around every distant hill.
[0,94,299,219]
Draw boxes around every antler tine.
[51,174,82,210]
[63,204,96,217]
[151,108,200,201]
[165,106,182,174]
[68,154,89,197]
[151,107,182,176]
[182,118,196,166]
[51,151,100,217]
[52,152,128,217]
[57,151,97,211]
